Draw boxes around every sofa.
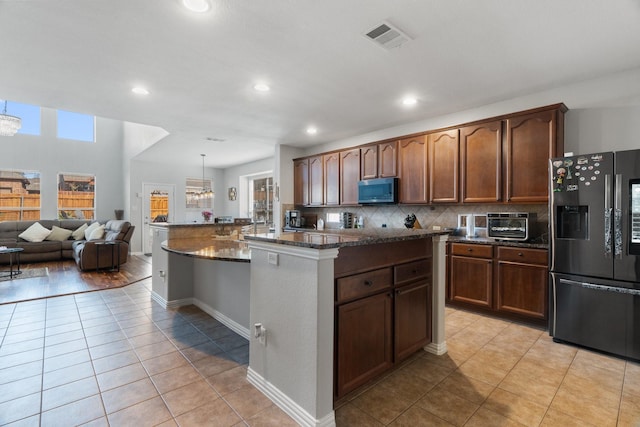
[0,219,134,271]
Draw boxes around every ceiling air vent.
[364,21,411,50]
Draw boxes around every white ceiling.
[1,0,640,168]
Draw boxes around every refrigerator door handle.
[615,173,623,258]
[559,278,640,296]
[604,174,612,257]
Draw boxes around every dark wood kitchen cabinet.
[334,238,432,399]
[496,246,548,320]
[293,158,309,206]
[360,141,398,180]
[460,120,502,203]
[323,152,340,206]
[505,106,567,203]
[308,155,323,206]
[340,148,360,205]
[449,243,493,308]
[429,129,459,203]
[398,135,428,203]
[447,242,549,325]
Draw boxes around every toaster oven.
[487,212,536,241]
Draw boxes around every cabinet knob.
[412,269,418,274]
[467,248,473,252]
[518,252,523,257]
[364,280,373,287]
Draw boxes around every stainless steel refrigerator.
[549,150,640,360]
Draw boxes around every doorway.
[142,183,175,255]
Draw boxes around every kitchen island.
[152,224,448,427]
[243,229,448,427]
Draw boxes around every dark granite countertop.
[447,235,548,249]
[244,228,449,249]
[161,239,251,262]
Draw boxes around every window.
[186,177,213,210]
[57,110,95,142]
[1,100,41,135]
[249,176,273,226]
[0,170,41,221]
[58,173,95,219]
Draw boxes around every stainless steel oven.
[487,212,536,241]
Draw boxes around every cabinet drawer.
[394,259,431,286]
[336,268,392,303]
[497,247,548,265]
[451,243,493,258]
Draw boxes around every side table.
[95,241,120,272]
[0,247,24,278]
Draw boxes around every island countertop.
[243,228,449,249]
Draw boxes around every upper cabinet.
[323,153,340,206]
[309,155,324,206]
[293,103,566,207]
[398,135,428,204]
[429,129,459,203]
[460,120,503,203]
[293,158,309,206]
[504,106,567,203]
[340,148,360,205]
[360,141,398,180]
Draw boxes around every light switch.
[268,252,278,266]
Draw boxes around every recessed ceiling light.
[183,0,210,13]
[131,87,150,95]
[253,83,270,92]
[402,96,418,106]
[306,127,318,135]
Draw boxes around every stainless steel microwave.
[358,177,398,204]
[487,212,536,241]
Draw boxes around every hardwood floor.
[0,255,152,305]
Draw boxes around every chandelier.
[0,100,21,136]
[196,154,214,200]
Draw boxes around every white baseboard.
[150,291,193,310]
[192,298,250,340]
[424,341,448,355]
[247,367,335,427]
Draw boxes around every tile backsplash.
[291,203,549,239]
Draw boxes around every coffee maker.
[285,210,301,228]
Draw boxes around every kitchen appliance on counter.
[549,150,640,361]
[487,212,536,241]
[357,177,398,204]
[285,210,301,228]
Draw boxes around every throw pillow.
[18,222,52,243]
[88,224,105,241]
[72,223,88,240]
[84,222,101,241]
[46,225,73,242]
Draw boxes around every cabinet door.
[429,129,459,203]
[460,120,502,203]
[496,261,548,320]
[293,158,309,206]
[340,149,360,205]
[505,109,560,203]
[336,292,393,398]
[378,141,398,178]
[308,155,323,206]
[360,145,378,180]
[323,153,340,206]
[395,281,431,362]
[450,255,493,307]
[398,135,427,203]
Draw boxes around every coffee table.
[0,247,24,278]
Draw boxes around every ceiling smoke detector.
[364,21,412,50]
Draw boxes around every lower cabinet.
[334,239,432,399]
[447,242,548,324]
[336,292,393,398]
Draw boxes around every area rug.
[0,267,49,282]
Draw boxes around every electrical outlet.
[268,252,278,266]
[254,323,267,346]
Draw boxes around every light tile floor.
[1,280,640,426]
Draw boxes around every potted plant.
[202,211,212,222]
